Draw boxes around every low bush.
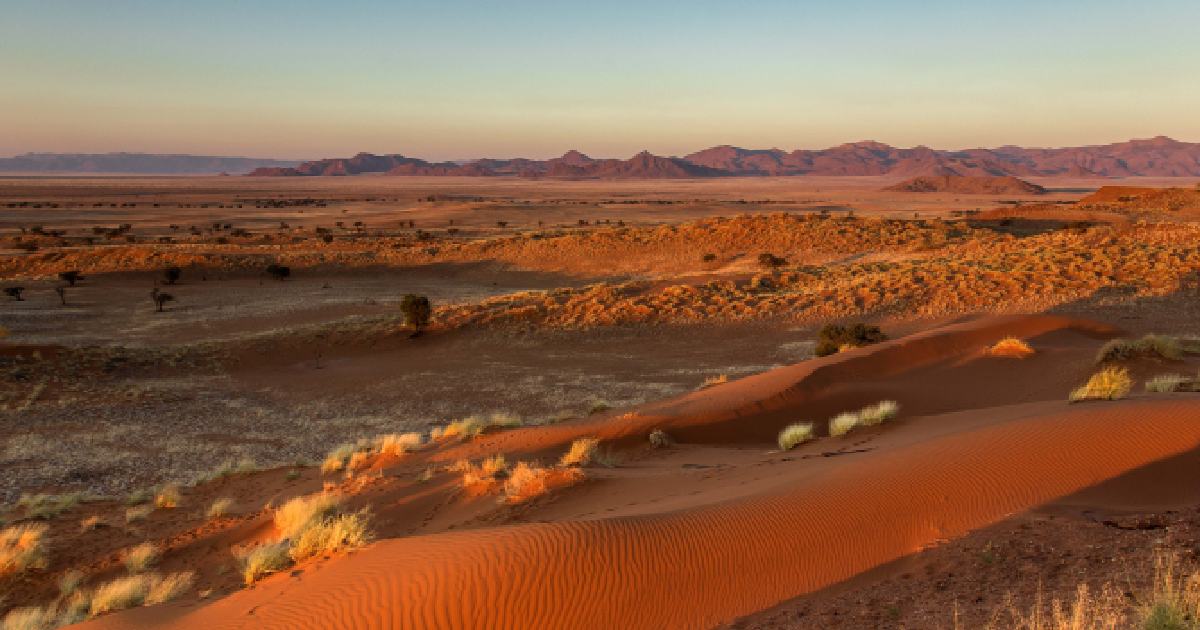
[1070,366,1133,402]
[778,422,815,450]
[814,323,887,357]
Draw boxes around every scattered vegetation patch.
[125,504,153,523]
[16,493,83,520]
[778,422,815,450]
[1145,373,1193,393]
[501,462,584,505]
[989,337,1035,358]
[1070,366,1133,402]
[456,455,508,490]
[814,323,888,357]
[0,523,48,577]
[1096,334,1184,364]
[88,571,195,616]
[431,412,523,442]
[237,492,371,585]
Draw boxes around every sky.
[2,0,1199,160]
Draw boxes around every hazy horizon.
[4,0,1199,161]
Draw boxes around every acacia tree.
[58,270,82,286]
[163,266,182,285]
[400,294,432,338]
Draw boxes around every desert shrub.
[400,293,432,336]
[814,323,887,357]
[858,400,900,426]
[274,493,342,540]
[559,438,599,467]
[288,511,372,562]
[778,422,815,450]
[1096,334,1183,364]
[0,523,48,577]
[989,337,1035,358]
[1070,366,1133,402]
[1146,374,1191,393]
[265,264,291,280]
[122,542,159,573]
[207,497,235,520]
[648,429,671,448]
[239,542,291,585]
[58,270,82,286]
[828,412,859,438]
[162,266,181,285]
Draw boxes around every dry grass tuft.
[989,337,1035,358]
[1096,334,1183,364]
[1,606,56,630]
[153,484,181,509]
[125,504,153,523]
[828,412,860,438]
[431,412,523,442]
[559,438,599,467]
[207,497,235,520]
[121,542,159,573]
[274,493,342,540]
[88,571,194,615]
[501,462,584,504]
[79,516,102,532]
[697,374,729,390]
[17,493,83,520]
[456,455,508,489]
[1070,366,1133,402]
[648,429,672,448]
[375,432,423,457]
[0,523,49,577]
[858,400,900,426]
[1145,373,1193,393]
[238,542,291,586]
[778,422,815,450]
[320,443,357,474]
[288,511,372,562]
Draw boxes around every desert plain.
[3,174,1200,629]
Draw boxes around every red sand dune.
[86,397,1200,629]
[883,174,1047,195]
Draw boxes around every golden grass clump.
[153,484,181,509]
[207,497,235,520]
[457,454,508,488]
[88,571,195,615]
[1070,366,1133,402]
[288,511,372,562]
[79,516,102,532]
[1,606,57,630]
[502,462,583,505]
[375,432,423,457]
[274,492,342,540]
[559,438,599,467]
[778,422,815,450]
[828,412,859,438]
[320,443,357,474]
[697,374,729,390]
[431,412,523,442]
[239,542,291,586]
[0,523,49,577]
[989,336,1035,358]
[858,400,900,426]
[121,542,159,573]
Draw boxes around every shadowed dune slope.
[84,397,1200,629]
[435,314,1119,460]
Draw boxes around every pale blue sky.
[2,0,1198,159]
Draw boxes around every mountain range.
[0,153,300,174]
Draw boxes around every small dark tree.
[59,270,83,286]
[814,323,888,357]
[321,234,334,244]
[266,264,291,281]
[55,286,67,306]
[4,286,25,301]
[163,266,182,285]
[702,253,717,263]
[151,288,174,312]
[400,294,432,338]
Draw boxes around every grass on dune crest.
[1070,367,1133,402]
[989,336,1035,358]
[825,400,901,439]
[1096,334,1185,364]
[559,438,599,467]
[239,491,373,585]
